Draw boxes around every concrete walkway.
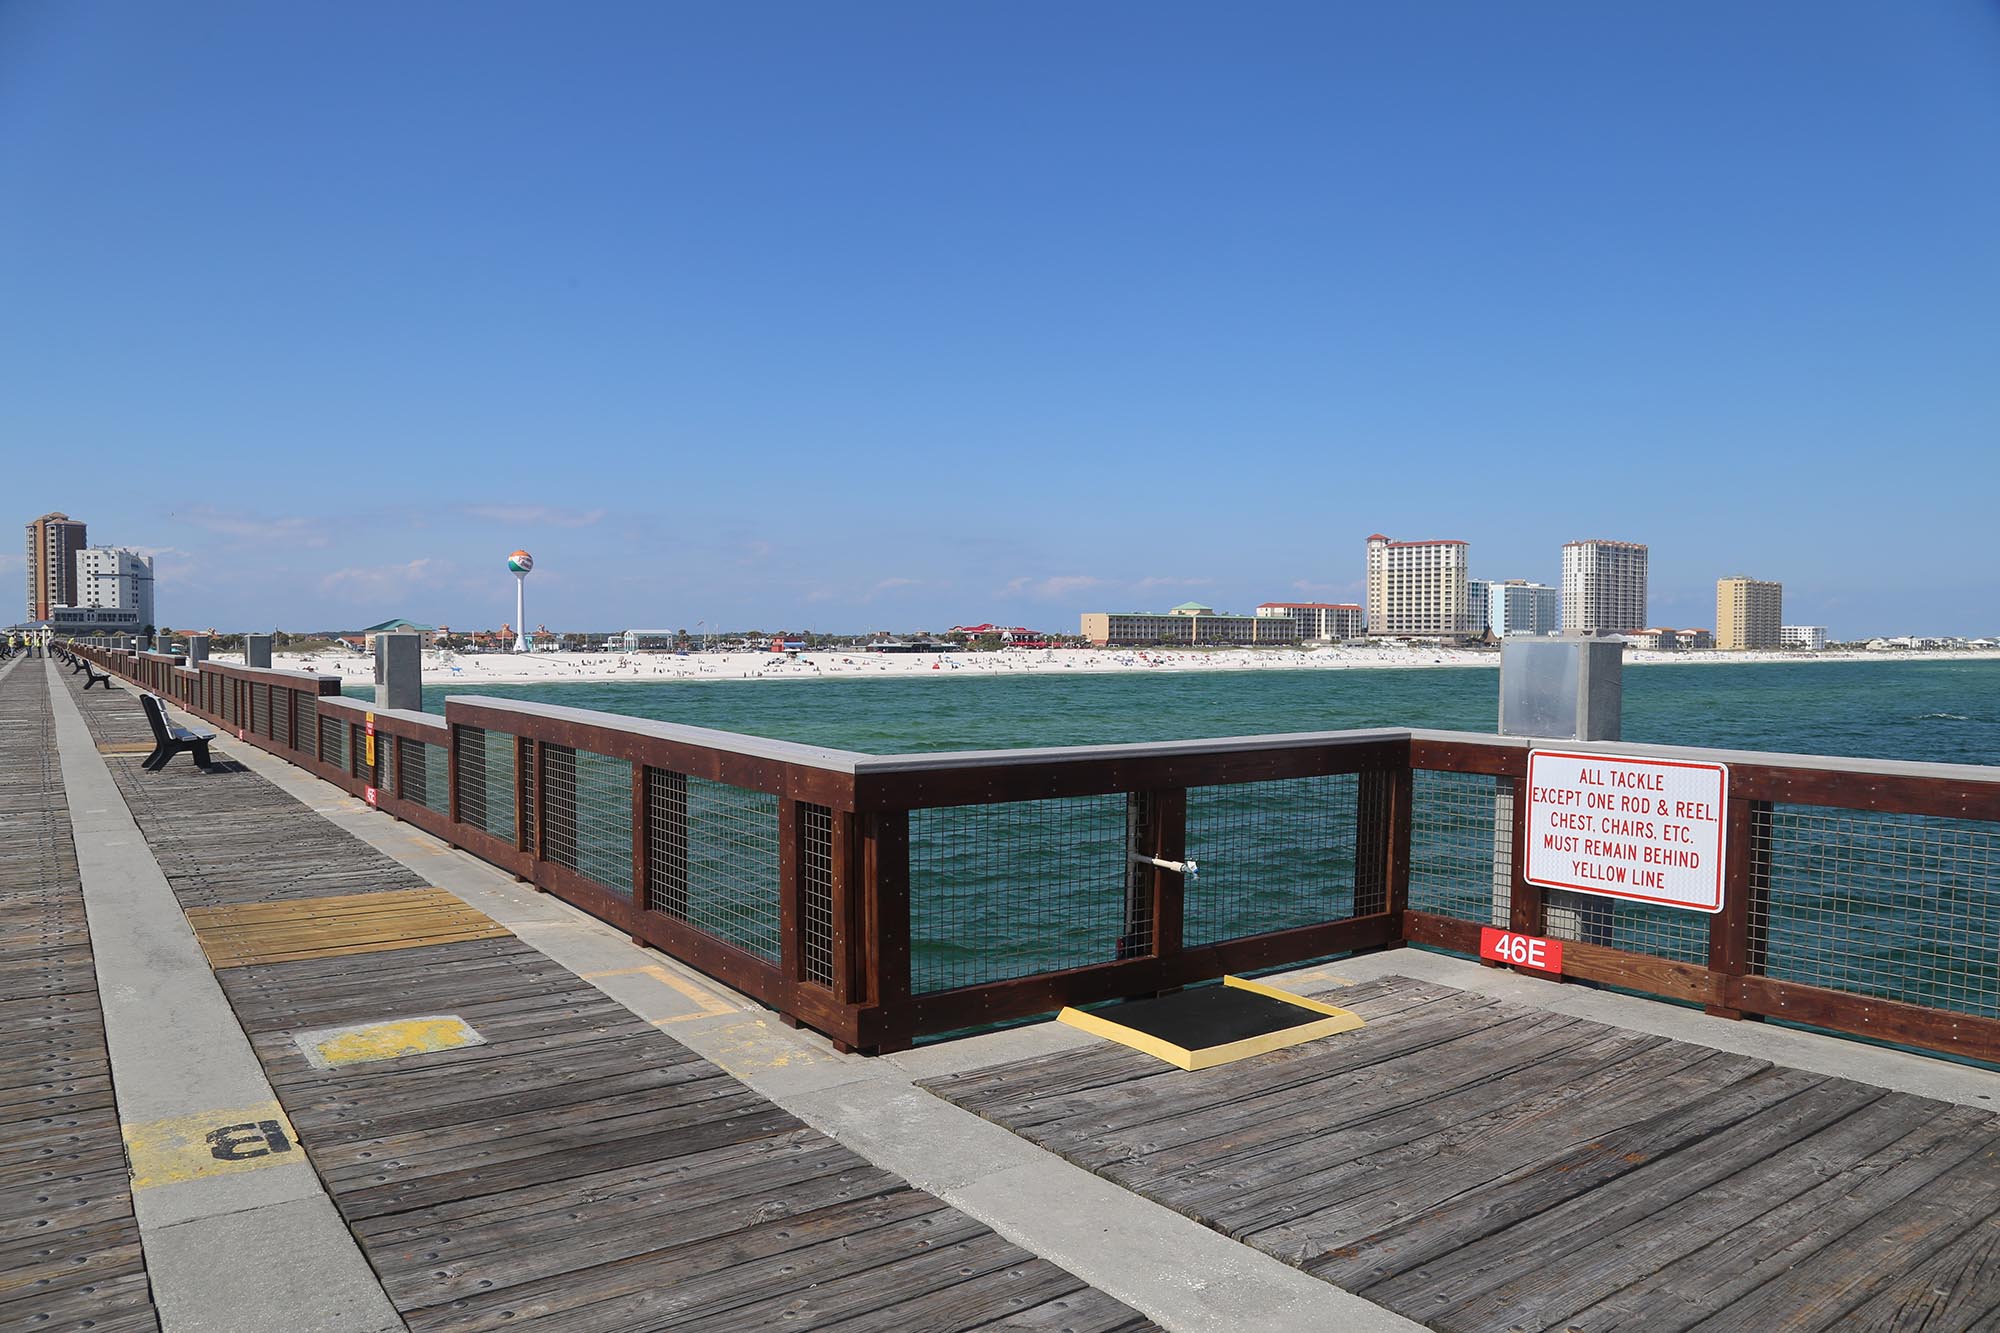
[45,659,407,1333]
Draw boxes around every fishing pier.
[8,641,2000,1332]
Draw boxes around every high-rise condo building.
[1780,625,1827,651]
[1488,580,1562,636]
[1366,534,1472,636]
[1255,602,1365,641]
[1468,580,1491,637]
[1561,539,1648,634]
[77,547,156,631]
[1716,577,1783,650]
[25,511,87,621]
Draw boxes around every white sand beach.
[221,644,2000,688]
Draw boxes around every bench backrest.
[138,693,173,743]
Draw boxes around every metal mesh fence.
[454,726,516,841]
[1753,804,2000,1019]
[644,769,781,961]
[379,728,396,798]
[251,682,269,738]
[296,693,316,760]
[800,803,834,988]
[1409,769,1511,928]
[398,739,450,816]
[1408,768,1711,962]
[1184,775,1360,945]
[542,746,633,892]
[520,739,537,853]
[909,795,1133,994]
[319,714,345,771]
[271,688,292,749]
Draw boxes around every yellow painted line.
[296,1015,484,1069]
[582,964,742,1019]
[124,1102,302,1190]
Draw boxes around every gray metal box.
[1498,637,1623,741]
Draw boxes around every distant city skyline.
[6,5,1997,637]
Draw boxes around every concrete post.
[1496,636,1624,942]
[245,634,273,669]
[186,635,209,666]
[374,633,423,712]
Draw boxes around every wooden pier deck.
[0,657,160,1332]
[49,663,1156,1332]
[923,973,2000,1332]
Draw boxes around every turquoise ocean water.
[353,658,2000,1017]
[363,657,2000,766]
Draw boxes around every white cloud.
[462,504,606,529]
[177,506,329,548]
[1133,576,1217,592]
[318,558,448,604]
[1001,574,1107,600]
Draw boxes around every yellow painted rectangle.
[295,1014,484,1069]
[125,1102,302,1190]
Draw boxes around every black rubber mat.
[1085,985,1329,1049]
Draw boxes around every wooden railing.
[71,643,2000,1064]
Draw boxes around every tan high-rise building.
[24,512,87,622]
[1365,534,1472,636]
[1561,539,1648,634]
[1716,577,1782,650]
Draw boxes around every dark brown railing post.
[1504,774,1544,939]
[1708,796,1772,1018]
[1141,789,1186,969]
[859,808,912,1054]
[1355,766,1411,929]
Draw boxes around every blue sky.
[4,2,1996,637]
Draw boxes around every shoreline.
[222,645,2000,689]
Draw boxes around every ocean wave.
[1915,712,1971,721]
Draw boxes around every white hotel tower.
[1365,533,1472,636]
[1561,539,1648,635]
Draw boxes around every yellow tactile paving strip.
[184,887,510,970]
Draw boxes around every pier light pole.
[508,550,534,653]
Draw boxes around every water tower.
[508,550,534,653]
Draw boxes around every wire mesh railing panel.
[320,715,345,772]
[420,741,450,815]
[1752,805,2000,1019]
[1409,769,1511,928]
[800,803,835,988]
[909,795,1134,995]
[482,729,516,841]
[542,746,633,893]
[296,693,316,760]
[645,770,782,962]
[379,729,396,798]
[519,740,537,854]
[1184,775,1361,945]
[1548,892,1712,964]
[251,682,269,738]
[273,689,292,749]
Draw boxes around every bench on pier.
[139,693,214,771]
[83,661,114,690]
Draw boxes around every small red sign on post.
[1480,926,1563,974]
[364,785,378,806]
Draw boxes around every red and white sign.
[1525,750,1728,913]
[1480,927,1563,973]
[364,785,378,806]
